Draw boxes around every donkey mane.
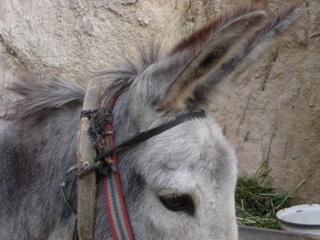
[7,74,85,120]
[7,43,163,124]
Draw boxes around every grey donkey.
[0,4,301,240]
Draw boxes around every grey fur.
[0,5,301,240]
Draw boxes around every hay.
[235,166,305,229]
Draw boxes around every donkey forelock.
[99,41,163,106]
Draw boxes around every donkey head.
[103,5,301,240]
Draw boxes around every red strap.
[103,95,135,240]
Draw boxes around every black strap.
[95,110,206,161]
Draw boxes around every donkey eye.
[159,194,195,216]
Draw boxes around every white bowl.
[276,204,320,236]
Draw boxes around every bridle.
[62,80,206,240]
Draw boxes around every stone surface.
[0,0,319,203]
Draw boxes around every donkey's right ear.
[148,7,267,112]
[152,4,301,113]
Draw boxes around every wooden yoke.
[77,79,103,240]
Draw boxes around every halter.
[75,80,206,240]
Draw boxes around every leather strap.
[77,79,103,240]
[95,110,206,162]
[78,110,206,177]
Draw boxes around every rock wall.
[0,0,319,203]
[213,0,320,204]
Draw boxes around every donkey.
[0,5,301,240]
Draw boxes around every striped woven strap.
[103,119,135,240]
[103,174,134,240]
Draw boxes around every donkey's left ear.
[152,5,301,112]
